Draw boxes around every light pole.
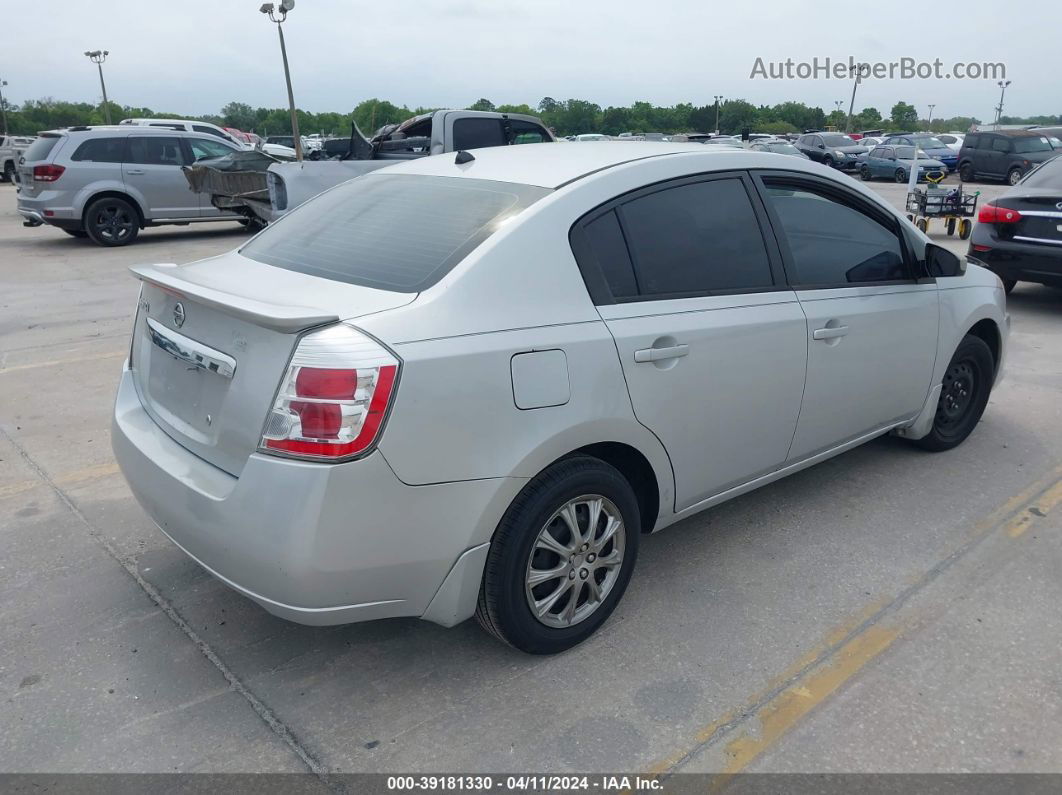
[713,95,723,134]
[994,80,1012,125]
[927,104,935,130]
[845,62,868,133]
[260,1,302,161]
[0,79,9,135]
[84,50,111,124]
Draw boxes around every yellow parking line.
[0,351,125,375]
[644,465,1062,781]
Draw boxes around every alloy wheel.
[524,495,626,628]
[92,205,135,243]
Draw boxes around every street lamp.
[994,80,1012,125]
[845,62,869,133]
[84,50,112,124]
[713,95,723,134]
[0,79,9,135]
[260,0,303,161]
[927,104,935,129]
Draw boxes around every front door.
[572,173,808,511]
[755,174,939,461]
[184,137,241,217]
[123,135,197,220]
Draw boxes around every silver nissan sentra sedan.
[112,143,1008,654]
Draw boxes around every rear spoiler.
[130,264,339,333]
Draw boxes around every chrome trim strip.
[1015,210,1062,219]
[1013,235,1062,247]
[146,317,236,378]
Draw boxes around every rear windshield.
[1020,155,1062,188]
[23,135,62,162]
[241,174,550,292]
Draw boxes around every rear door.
[572,172,807,511]
[123,135,197,219]
[754,173,938,461]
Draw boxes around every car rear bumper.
[17,193,81,229]
[112,365,518,627]
[970,236,1062,286]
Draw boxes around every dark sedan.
[794,132,867,171]
[969,155,1062,292]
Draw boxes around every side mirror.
[818,143,825,149]
[925,243,966,277]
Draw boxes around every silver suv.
[16,126,243,246]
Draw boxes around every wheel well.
[967,319,1001,373]
[572,442,660,534]
[82,191,145,228]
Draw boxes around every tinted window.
[938,135,956,144]
[1013,136,1052,154]
[128,137,186,166]
[991,137,1012,153]
[582,210,638,299]
[241,174,549,292]
[619,178,773,296]
[870,147,884,158]
[763,182,907,285]
[1020,156,1062,187]
[510,120,550,145]
[193,125,229,140]
[71,137,126,162]
[22,135,61,162]
[187,138,236,161]
[453,118,506,149]
[964,134,981,149]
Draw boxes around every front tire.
[959,163,974,182]
[895,168,908,183]
[860,165,872,181]
[912,334,994,452]
[822,156,834,169]
[476,456,640,654]
[84,196,139,247]
[1007,167,1023,186]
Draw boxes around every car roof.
[40,126,223,138]
[368,142,834,189]
[989,130,1050,137]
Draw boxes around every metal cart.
[905,180,980,239]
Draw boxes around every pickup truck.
[1,135,36,182]
[186,110,553,225]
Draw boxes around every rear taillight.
[260,324,399,461]
[32,164,65,182]
[977,203,1022,224]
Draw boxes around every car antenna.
[455,150,475,164]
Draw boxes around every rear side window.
[71,137,127,162]
[240,174,550,292]
[582,210,638,299]
[128,136,186,166]
[618,178,774,297]
[22,135,61,162]
[453,118,506,150]
[762,182,907,285]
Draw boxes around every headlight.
[835,150,846,158]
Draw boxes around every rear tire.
[912,334,994,452]
[476,456,640,654]
[2,161,14,183]
[84,196,140,247]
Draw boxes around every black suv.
[794,132,867,171]
[957,131,1058,185]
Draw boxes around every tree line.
[3,95,1059,139]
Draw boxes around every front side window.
[71,137,127,162]
[187,138,236,161]
[452,118,506,150]
[241,174,549,292]
[509,120,550,145]
[1013,136,1052,154]
[762,181,907,286]
[128,136,186,166]
[617,178,774,297]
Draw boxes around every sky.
[3,0,1058,122]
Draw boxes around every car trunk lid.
[997,192,1062,246]
[129,252,415,476]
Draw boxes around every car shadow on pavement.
[17,223,252,252]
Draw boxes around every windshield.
[913,136,948,150]
[241,174,550,292]
[1013,136,1053,154]
[821,134,856,146]
[1020,155,1062,187]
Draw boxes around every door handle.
[634,344,689,363]
[126,169,145,175]
[813,325,850,340]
